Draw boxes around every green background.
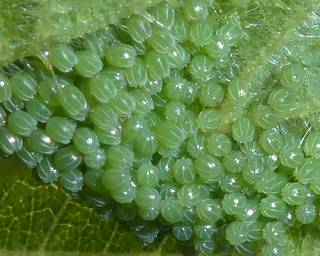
[1,0,320,254]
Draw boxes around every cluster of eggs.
[0,1,318,255]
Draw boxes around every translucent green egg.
[0,74,11,102]
[27,129,58,154]
[189,19,214,47]
[155,121,185,149]
[164,78,190,102]
[0,127,22,155]
[197,109,221,132]
[220,174,244,193]
[59,168,83,193]
[110,89,136,117]
[303,131,320,159]
[137,162,159,187]
[3,97,24,113]
[256,171,288,195]
[206,132,232,157]
[263,221,286,245]
[157,158,175,182]
[295,158,320,184]
[268,88,296,113]
[144,50,171,80]
[187,134,206,158]
[145,111,161,128]
[84,147,107,169]
[295,202,317,224]
[74,50,103,78]
[110,180,137,204]
[46,116,76,144]
[279,63,304,88]
[38,78,63,106]
[83,169,104,193]
[135,187,161,210]
[147,26,176,53]
[177,184,207,207]
[172,224,193,241]
[73,127,99,154]
[89,71,118,103]
[240,140,264,157]
[135,130,158,156]
[194,153,225,183]
[17,146,42,168]
[177,110,197,138]
[281,182,308,206]
[142,79,163,95]
[226,221,249,246]
[54,145,82,170]
[90,104,119,130]
[10,72,37,101]
[194,224,217,240]
[260,195,287,219]
[102,168,131,191]
[217,20,242,46]
[48,43,78,72]
[131,89,154,115]
[160,198,183,223]
[259,129,284,154]
[205,35,230,60]
[182,0,209,21]
[280,146,304,169]
[232,116,255,143]
[189,55,215,82]
[181,208,197,225]
[194,239,215,254]
[164,101,187,123]
[199,81,225,107]
[222,193,247,216]
[106,145,135,168]
[103,68,127,89]
[246,221,263,242]
[122,115,148,143]
[7,110,37,137]
[239,199,260,222]
[94,125,122,146]
[138,207,159,221]
[165,44,190,69]
[58,85,89,121]
[160,183,177,199]
[82,32,105,58]
[227,79,250,106]
[261,244,285,256]
[36,158,59,184]
[125,15,152,43]
[172,158,195,185]
[196,199,222,224]
[253,105,281,129]
[150,2,175,28]
[25,97,52,124]
[124,58,148,87]
[170,12,189,42]
[223,150,246,174]
[105,43,137,68]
